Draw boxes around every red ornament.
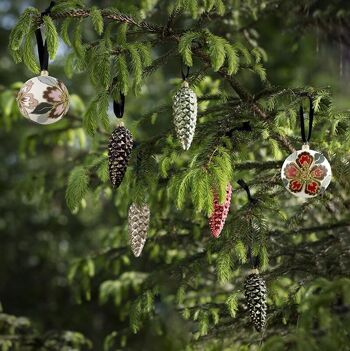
[209,183,232,238]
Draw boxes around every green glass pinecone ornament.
[173,80,197,150]
[244,269,267,331]
[128,203,150,257]
[108,126,133,188]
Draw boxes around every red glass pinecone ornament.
[209,183,232,238]
[108,126,133,188]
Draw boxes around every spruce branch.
[50,8,163,33]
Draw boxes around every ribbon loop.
[113,93,125,118]
[181,63,190,81]
[299,96,314,143]
[237,179,255,203]
[35,28,49,71]
[36,1,56,71]
[248,247,260,269]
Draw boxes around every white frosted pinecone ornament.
[244,269,267,331]
[128,203,150,257]
[173,80,197,150]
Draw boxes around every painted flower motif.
[42,81,69,118]
[17,81,39,117]
[284,152,328,196]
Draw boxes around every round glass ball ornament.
[17,71,69,125]
[281,144,332,198]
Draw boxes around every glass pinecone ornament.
[128,203,150,257]
[108,125,133,188]
[17,71,69,124]
[209,183,232,238]
[244,269,267,331]
[281,144,332,198]
[173,80,197,150]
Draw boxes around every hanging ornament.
[17,6,69,124]
[128,203,150,257]
[108,125,133,188]
[281,97,331,198]
[173,66,197,150]
[209,183,232,238]
[244,268,267,331]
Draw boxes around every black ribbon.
[225,121,252,137]
[35,29,49,71]
[237,179,260,268]
[35,1,56,71]
[181,63,190,81]
[248,247,260,269]
[113,93,125,118]
[299,96,314,143]
[237,179,255,203]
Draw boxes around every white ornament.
[17,71,69,125]
[128,203,150,257]
[281,144,332,198]
[173,80,197,150]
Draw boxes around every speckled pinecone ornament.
[128,203,150,257]
[173,80,197,150]
[108,126,133,188]
[209,183,232,238]
[244,269,267,331]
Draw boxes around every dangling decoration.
[209,183,232,238]
[173,65,197,150]
[128,203,150,257]
[17,2,69,124]
[281,96,331,198]
[108,94,133,188]
[244,268,267,331]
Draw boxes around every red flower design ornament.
[281,145,331,198]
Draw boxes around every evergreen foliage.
[2,0,350,350]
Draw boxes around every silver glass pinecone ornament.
[173,80,197,150]
[244,269,267,331]
[108,126,133,188]
[128,203,150,257]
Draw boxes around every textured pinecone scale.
[128,203,150,257]
[108,126,133,188]
[173,81,197,150]
[244,272,267,331]
[209,183,232,238]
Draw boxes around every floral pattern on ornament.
[283,151,328,196]
[42,81,69,118]
[16,81,39,117]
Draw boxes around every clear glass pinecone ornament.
[173,80,197,150]
[244,269,267,331]
[209,183,232,238]
[128,203,150,257]
[108,126,133,188]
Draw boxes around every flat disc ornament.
[281,144,332,198]
[281,96,332,198]
[17,71,69,125]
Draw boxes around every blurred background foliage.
[1,0,350,350]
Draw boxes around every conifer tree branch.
[188,47,295,152]
[50,9,163,33]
